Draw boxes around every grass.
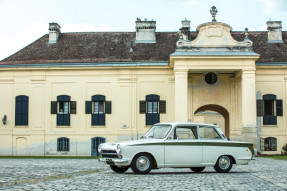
[260,155,287,161]
[0,156,99,159]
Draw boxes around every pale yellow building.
[0,8,286,156]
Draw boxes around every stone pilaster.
[174,69,188,122]
[241,69,257,150]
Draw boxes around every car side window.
[175,126,198,140]
[199,126,221,139]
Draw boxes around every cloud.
[184,0,197,6]
[256,0,287,14]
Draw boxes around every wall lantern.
[2,115,7,125]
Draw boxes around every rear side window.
[175,126,198,140]
[199,126,221,139]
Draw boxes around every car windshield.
[143,125,172,139]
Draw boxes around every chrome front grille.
[101,149,119,158]
[102,150,117,154]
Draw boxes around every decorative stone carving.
[175,7,254,53]
[210,6,218,22]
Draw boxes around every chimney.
[179,19,191,41]
[267,21,283,43]
[48,22,61,44]
[135,18,156,43]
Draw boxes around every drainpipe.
[256,91,262,154]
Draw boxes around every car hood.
[100,139,163,150]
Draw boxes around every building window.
[205,72,217,85]
[85,95,112,126]
[57,137,70,151]
[59,101,69,114]
[94,101,105,114]
[147,101,158,113]
[257,94,283,125]
[140,94,166,125]
[264,137,277,151]
[15,95,29,126]
[51,95,77,126]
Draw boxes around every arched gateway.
[194,104,230,139]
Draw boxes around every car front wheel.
[190,167,205,172]
[131,153,153,174]
[214,155,233,173]
[110,165,129,173]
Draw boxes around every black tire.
[190,167,205,172]
[214,155,233,173]
[131,153,153,174]
[110,165,129,173]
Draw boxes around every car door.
[164,126,203,167]
[199,125,225,164]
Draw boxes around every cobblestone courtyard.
[0,157,286,191]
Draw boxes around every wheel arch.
[218,154,236,164]
[132,152,158,169]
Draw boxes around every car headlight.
[116,144,121,154]
[98,144,102,153]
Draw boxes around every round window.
[205,72,217,85]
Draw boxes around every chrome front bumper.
[99,158,129,163]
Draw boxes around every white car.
[98,122,254,174]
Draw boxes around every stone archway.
[194,104,230,138]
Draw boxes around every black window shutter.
[153,113,160,124]
[276,100,283,116]
[263,94,276,100]
[15,96,29,126]
[92,95,105,102]
[263,115,277,125]
[22,100,28,125]
[51,101,58,114]
[105,101,112,114]
[159,100,166,114]
[92,114,105,126]
[98,114,105,125]
[63,114,70,126]
[92,114,97,126]
[146,113,153,125]
[140,101,146,114]
[70,101,76,114]
[15,100,22,125]
[257,100,264,116]
[57,114,63,126]
[85,101,92,114]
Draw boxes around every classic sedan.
[98,122,254,174]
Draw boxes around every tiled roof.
[1,31,287,65]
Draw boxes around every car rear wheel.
[214,155,233,173]
[131,153,153,174]
[110,165,129,173]
[190,167,205,172]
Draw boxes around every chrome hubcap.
[136,156,150,171]
[218,156,230,170]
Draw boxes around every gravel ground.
[0,157,286,191]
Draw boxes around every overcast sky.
[0,0,287,60]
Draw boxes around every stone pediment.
[176,22,253,52]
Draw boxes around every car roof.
[155,122,220,128]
